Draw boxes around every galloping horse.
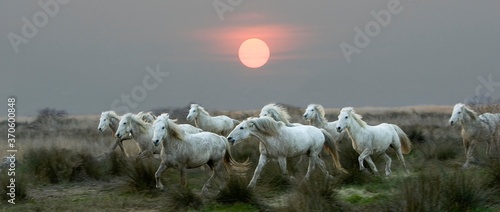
[152,114,247,193]
[186,104,240,136]
[228,117,346,189]
[449,103,500,168]
[336,107,411,175]
[303,104,349,143]
[98,111,155,155]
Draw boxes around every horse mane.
[106,110,121,123]
[262,103,292,125]
[311,104,328,123]
[343,107,367,127]
[127,113,151,135]
[248,117,282,136]
[155,113,185,140]
[191,104,210,116]
[462,104,478,121]
[136,111,156,123]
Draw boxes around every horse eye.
[123,122,126,125]
[458,112,461,114]
[240,127,244,130]
[162,127,165,129]
[311,109,314,111]
[345,116,348,119]
[104,119,106,121]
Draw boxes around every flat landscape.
[1,104,500,211]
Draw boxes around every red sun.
[238,38,270,68]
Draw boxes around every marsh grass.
[124,157,160,194]
[0,173,29,203]
[280,172,348,212]
[165,186,203,211]
[402,168,496,211]
[23,146,105,184]
[3,104,500,211]
[215,175,270,211]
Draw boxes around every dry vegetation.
[1,104,500,211]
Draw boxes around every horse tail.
[321,129,348,174]
[392,124,412,154]
[222,136,249,175]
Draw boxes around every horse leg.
[468,140,477,163]
[364,156,378,175]
[155,163,168,190]
[110,138,120,153]
[312,155,333,181]
[464,139,477,168]
[202,161,220,193]
[117,139,128,156]
[394,148,410,174]
[303,156,316,183]
[496,130,500,154]
[381,153,392,176]
[358,149,372,173]
[248,154,268,189]
[277,157,293,182]
[486,138,491,156]
[180,168,187,187]
[463,138,471,168]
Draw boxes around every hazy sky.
[1,1,499,116]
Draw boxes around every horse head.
[98,111,110,132]
[116,113,133,138]
[152,114,169,146]
[227,119,254,145]
[449,103,465,126]
[336,107,354,132]
[186,104,200,122]
[303,104,318,121]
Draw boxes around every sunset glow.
[238,38,270,68]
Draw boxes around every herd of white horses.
[97,103,500,193]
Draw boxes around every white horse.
[115,113,160,158]
[186,104,240,136]
[336,107,412,176]
[449,103,500,168]
[152,113,247,192]
[227,117,346,189]
[116,113,202,158]
[259,103,302,127]
[303,104,349,143]
[98,111,156,155]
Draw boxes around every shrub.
[0,173,29,203]
[165,186,203,211]
[23,146,104,184]
[281,174,348,212]
[402,170,495,211]
[124,157,159,193]
[216,176,259,205]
